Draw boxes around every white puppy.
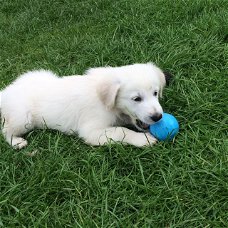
[0,63,170,149]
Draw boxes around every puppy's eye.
[153,91,158,96]
[132,96,142,102]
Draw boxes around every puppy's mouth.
[119,112,150,132]
[136,119,150,131]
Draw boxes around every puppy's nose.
[150,113,162,122]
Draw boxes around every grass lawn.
[0,0,228,227]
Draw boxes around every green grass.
[0,0,228,227]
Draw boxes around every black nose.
[150,113,162,122]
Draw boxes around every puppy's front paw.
[132,132,157,147]
[144,132,157,145]
[12,137,28,150]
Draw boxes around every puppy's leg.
[1,113,33,149]
[80,127,157,147]
[2,125,28,149]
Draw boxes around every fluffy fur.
[0,63,168,149]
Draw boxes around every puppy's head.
[87,63,171,131]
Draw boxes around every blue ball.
[149,113,179,141]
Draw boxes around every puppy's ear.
[158,72,166,98]
[159,71,173,98]
[97,80,120,110]
[163,71,172,86]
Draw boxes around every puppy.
[0,63,170,149]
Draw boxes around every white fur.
[0,63,166,149]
